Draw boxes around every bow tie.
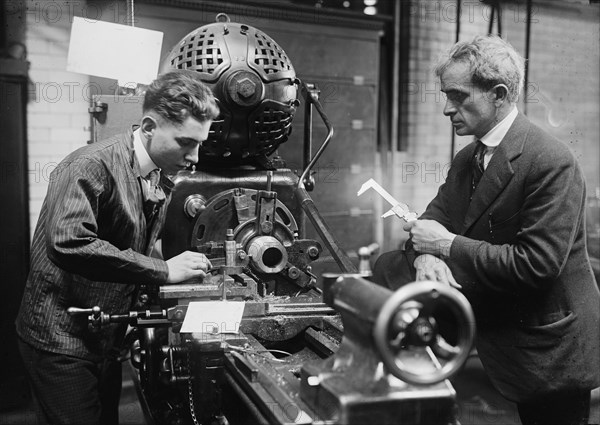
[142,169,165,219]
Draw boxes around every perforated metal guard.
[250,105,294,156]
[164,19,298,165]
[170,28,225,76]
[253,31,293,75]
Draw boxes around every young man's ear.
[141,115,158,140]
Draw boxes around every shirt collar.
[479,106,518,148]
[133,128,160,177]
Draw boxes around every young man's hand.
[165,251,212,283]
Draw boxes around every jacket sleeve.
[419,182,456,231]
[449,148,586,295]
[45,156,169,284]
[404,167,459,265]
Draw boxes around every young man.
[374,35,599,425]
[16,70,220,425]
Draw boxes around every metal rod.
[450,0,461,160]
[266,170,272,192]
[295,187,357,273]
[496,1,502,37]
[524,0,532,115]
[126,0,135,27]
[297,81,334,190]
[488,6,495,35]
[303,84,314,176]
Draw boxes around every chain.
[187,350,200,425]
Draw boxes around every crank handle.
[67,306,102,316]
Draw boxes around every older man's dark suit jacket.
[16,129,172,361]
[373,113,600,403]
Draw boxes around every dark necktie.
[470,140,486,200]
[143,169,166,220]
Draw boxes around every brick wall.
[525,3,599,192]
[385,0,599,251]
[24,0,90,237]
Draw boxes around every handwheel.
[373,280,475,385]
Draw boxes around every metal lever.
[67,306,101,316]
[298,81,334,191]
[67,306,107,330]
[266,170,272,192]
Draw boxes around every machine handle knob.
[67,306,101,316]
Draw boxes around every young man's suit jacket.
[16,129,172,361]
[373,113,600,403]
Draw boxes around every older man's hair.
[434,35,526,103]
[143,70,220,124]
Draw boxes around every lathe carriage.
[82,15,476,425]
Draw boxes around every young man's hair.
[143,70,220,124]
[434,35,526,103]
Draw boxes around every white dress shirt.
[133,128,160,180]
[479,106,518,169]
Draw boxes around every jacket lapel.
[461,113,529,234]
[122,128,157,254]
[145,176,173,254]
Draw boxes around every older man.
[374,35,599,425]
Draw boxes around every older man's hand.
[413,254,461,289]
[403,219,456,258]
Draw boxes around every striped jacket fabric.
[16,128,172,361]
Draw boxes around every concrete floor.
[0,362,145,425]
[1,356,598,425]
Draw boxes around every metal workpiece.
[183,194,207,219]
[247,235,288,274]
